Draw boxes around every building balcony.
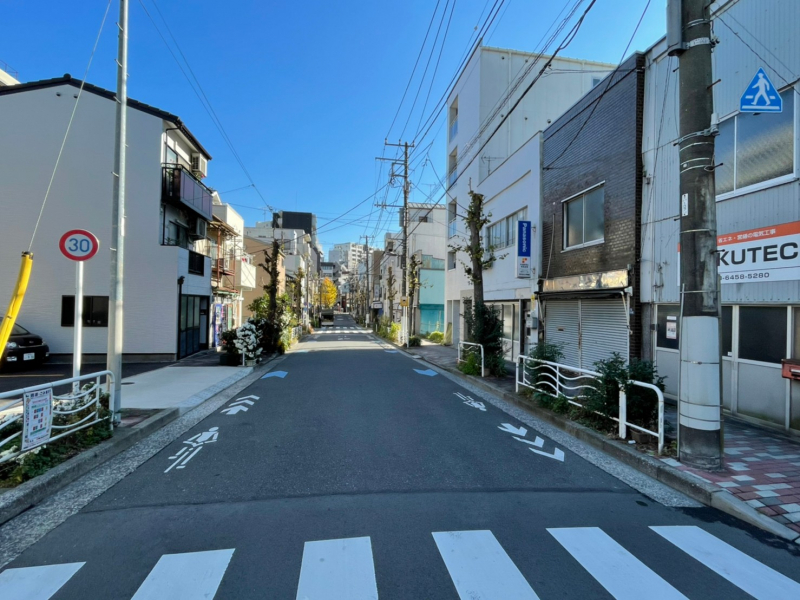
[236,259,257,291]
[448,168,457,188]
[214,257,235,276]
[448,219,457,238]
[449,118,458,141]
[162,163,213,221]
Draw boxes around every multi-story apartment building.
[0,61,19,87]
[445,45,614,358]
[641,0,800,434]
[0,74,217,360]
[328,242,377,273]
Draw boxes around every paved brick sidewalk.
[661,421,800,534]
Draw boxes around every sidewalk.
[410,339,800,536]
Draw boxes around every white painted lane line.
[295,536,378,600]
[0,562,84,600]
[651,526,800,599]
[548,527,686,599]
[131,549,234,600]
[433,530,540,600]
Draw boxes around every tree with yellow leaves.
[320,277,338,309]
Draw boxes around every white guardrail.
[0,370,114,465]
[291,326,302,340]
[457,342,485,378]
[516,356,665,454]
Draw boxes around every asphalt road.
[1,313,799,599]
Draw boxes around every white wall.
[0,84,206,356]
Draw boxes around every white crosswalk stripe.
[0,562,84,600]
[3,526,799,598]
[549,527,686,599]
[295,536,378,600]
[131,549,234,600]
[652,526,800,599]
[433,530,540,599]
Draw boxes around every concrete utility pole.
[107,0,128,422]
[669,0,723,469]
[360,235,371,325]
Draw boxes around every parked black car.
[2,323,50,369]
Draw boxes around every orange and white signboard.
[679,221,800,284]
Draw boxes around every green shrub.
[428,331,444,344]
[524,341,564,390]
[458,351,482,376]
[408,336,422,347]
[464,302,506,377]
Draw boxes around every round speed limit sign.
[59,230,100,261]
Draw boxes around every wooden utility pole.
[669,0,722,469]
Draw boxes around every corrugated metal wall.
[642,0,800,305]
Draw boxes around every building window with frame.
[448,200,458,238]
[447,250,456,270]
[563,184,604,249]
[61,296,110,327]
[738,306,786,364]
[485,208,527,250]
[715,89,794,196]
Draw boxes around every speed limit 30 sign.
[59,230,100,261]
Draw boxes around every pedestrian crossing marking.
[651,525,800,599]
[433,530,540,600]
[548,527,687,599]
[295,536,378,600]
[0,562,84,600]
[131,549,234,600]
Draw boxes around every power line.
[138,0,275,211]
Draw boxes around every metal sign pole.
[73,261,84,392]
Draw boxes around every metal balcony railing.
[448,168,457,188]
[449,118,458,141]
[448,219,457,238]
[162,164,213,220]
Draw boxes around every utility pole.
[383,140,414,343]
[360,235,371,325]
[668,0,722,469]
[107,0,128,423]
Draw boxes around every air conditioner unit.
[188,217,208,240]
[190,153,208,179]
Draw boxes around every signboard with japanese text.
[517,220,532,279]
[678,221,800,284]
[22,388,53,451]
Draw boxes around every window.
[486,208,527,250]
[715,89,794,196]
[738,306,786,364]
[592,76,602,88]
[188,250,205,275]
[165,144,178,164]
[61,296,109,327]
[447,250,456,270]
[418,215,429,223]
[563,185,604,249]
[448,200,458,238]
[656,305,680,350]
[721,306,733,357]
[449,98,459,141]
[448,149,458,187]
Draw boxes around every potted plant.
[233,321,262,366]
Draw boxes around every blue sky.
[1,0,665,253]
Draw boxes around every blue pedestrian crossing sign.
[740,68,782,113]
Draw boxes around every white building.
[641,0,800,434]
[329,242,377,273]
[444,45,613,358]
[0,75,218,360]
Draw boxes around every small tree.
[292,266,305,319]
[321,277,337,308]
[386,266,397,321]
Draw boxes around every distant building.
[329,242,377,273]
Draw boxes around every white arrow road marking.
[230,399,255,407]
[237,395,259,402]
[221,406,249,415]
[433,530,540,599]
[651,526,800,599]
[385,350,398,353]
[296,537,378,600]
[529,447,565,461]
[261,371,288,379]
[0,562,85,600]
[132,549,235,600]
[514,436,544,448]
[498,423,527,437]
[414,369,438,376]
[455,392,487,411]
[549,528,685,599]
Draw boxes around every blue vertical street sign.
[517,220,532,279]
[740,68,782,113]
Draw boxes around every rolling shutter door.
[545,300,580,368]
[580,299,629,369]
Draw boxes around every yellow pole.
[0,252,34,355]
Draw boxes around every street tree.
[408,254,421,334]
[386,266,397,321]
[321,277,337,309]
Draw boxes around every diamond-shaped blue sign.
[740,68,782,113]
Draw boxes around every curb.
[0,406,179,526]
[382,337,800,544]
[0,357,281,527]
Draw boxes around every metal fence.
[457,342,485,377]
[0,371,114,465]
[516,357,665,454]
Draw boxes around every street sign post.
[517,220,532,278]
[59,230,100,390]
[740,68,782,113]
